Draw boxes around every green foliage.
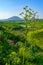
[0,13,43,65]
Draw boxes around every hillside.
[0,20,43,65]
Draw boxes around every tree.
[20,6,37,45]
[20,6,38,64]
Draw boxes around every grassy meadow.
[0,20,43,65]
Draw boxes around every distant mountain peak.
[8,16,22,20]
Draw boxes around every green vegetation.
[0,19,43,65]
[0,6,43,65]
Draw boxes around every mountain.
[7,16,22,20]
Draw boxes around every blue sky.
[0,0,43,19]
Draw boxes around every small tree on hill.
[20,6,37,64]
[20,6,37,45]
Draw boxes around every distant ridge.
[7,16,22,20]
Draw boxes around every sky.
[0,0,43,19]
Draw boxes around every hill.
[7,16,22,20]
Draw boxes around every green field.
[0,20,43,65]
